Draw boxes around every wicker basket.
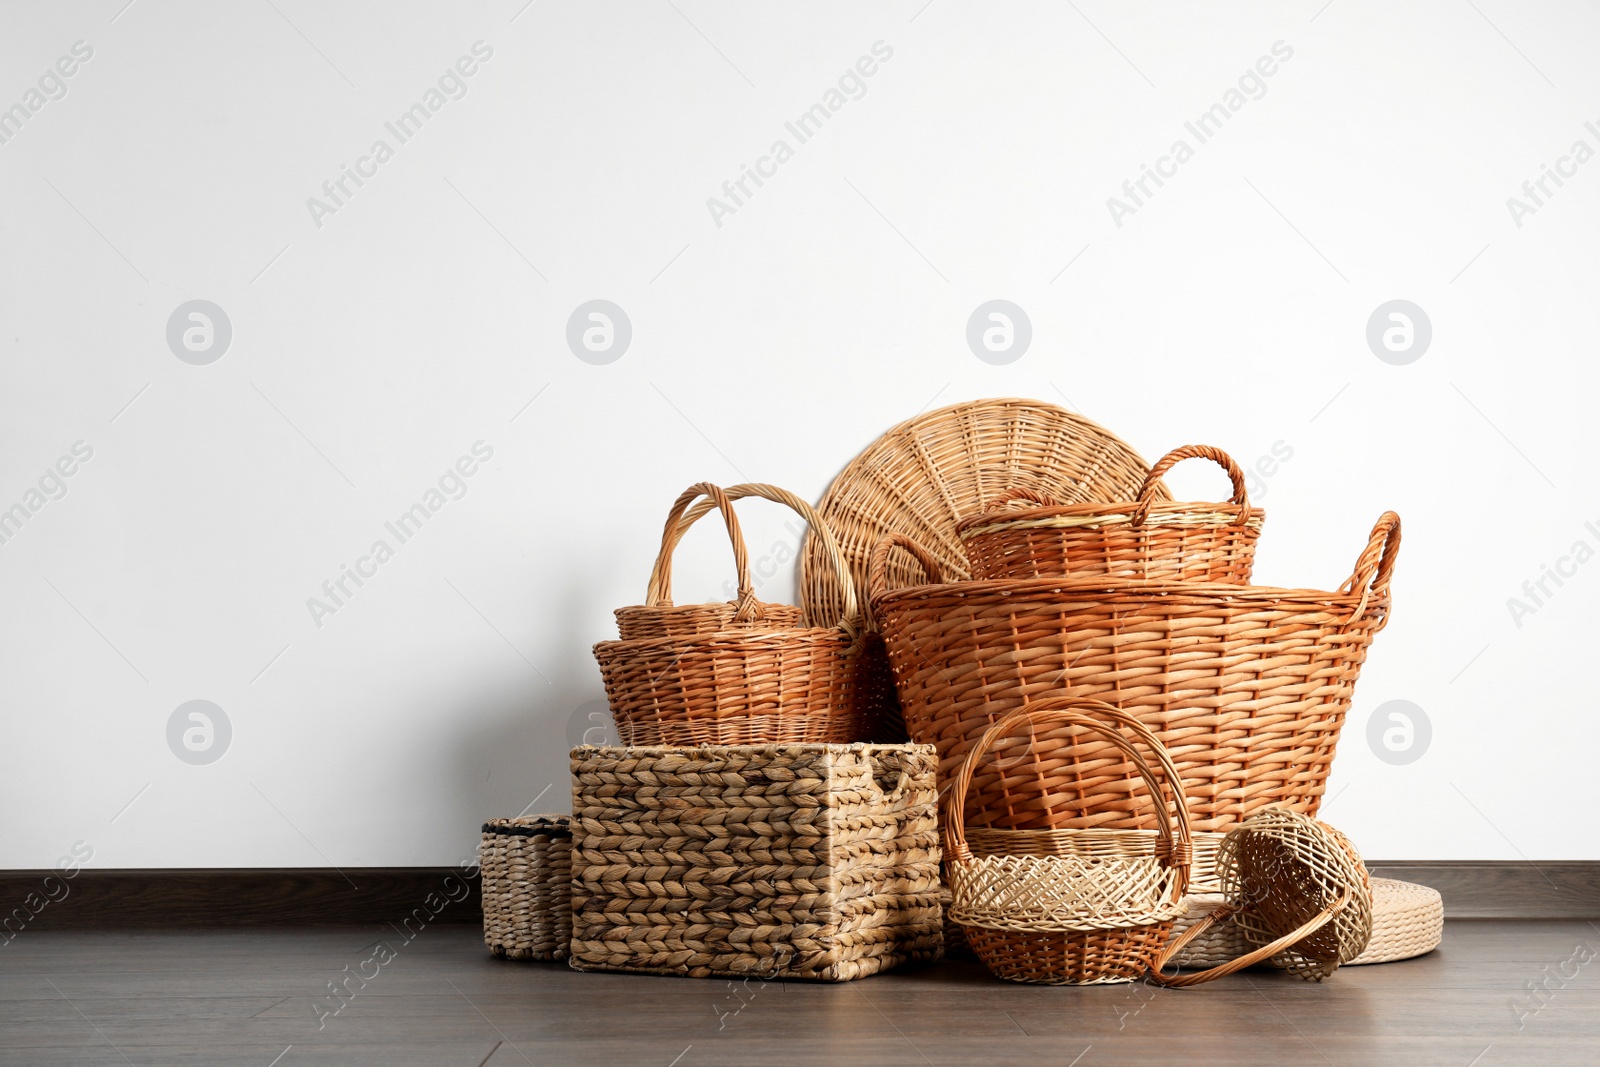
[799,398,1167,630]
[798,398,1166,744]
[946,700,1193,985]
[1153,808,1373,985]
[480,816,572,961]
[614,480,802,640]
[1174,877,1442,968]
[869,511,1401,834]
[568,742,943,981]
[957,444,1264,583]
[594,482,884,746]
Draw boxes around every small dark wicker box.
[480,815,572,961]
[569,742,943,981]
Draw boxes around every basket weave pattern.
[871,512,1401,834]
[595,483,884,746]
[568,742,944,981]
[957,445,1264,583]
[480,817,572,961]
[946,701,1192,986]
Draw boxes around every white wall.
[2,0,1595,868]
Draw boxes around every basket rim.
[592,624,864,655]
[571,741,937,758]
[481,815,572,838]
[871,574,1390,611]
[957,502,1264,537]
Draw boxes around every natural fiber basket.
[614,480,801,640]
[800,397,1166,630]
[957,444,1264,583]
[1174,876,1441,968]
[946,699,1193,985]
[594,482,883,746]
[1349,878,1442,964]
[1153,807,1373,985]
[480,816,571,961]
[798,398,1165,744]
[568,741,943,981]
[869,511,1401,834]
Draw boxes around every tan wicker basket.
[869,511,1401,835]
[1153,808,1373,985]
[594,482,886,746]
[614,480,801,640]
[568,741,943,981]
[946,700,1193,985]
[797,398,1166,744]
[1173,876,1442,968]
[957,444,1264,583]
[480,816,571,961]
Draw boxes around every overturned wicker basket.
[946,700,1193,985]
[595,482,884,745]
[957,444,1264,583]
[870,511,1401,834]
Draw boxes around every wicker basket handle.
[671,483,860,633]
[945,698,1193,899]
[1338,511,1402,624]
[864,533,945,631]
[981,486,1060,513]
[1131,445,1251,526]
[644,482,761,623]
[1148,886,1354,988]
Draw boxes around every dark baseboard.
[1,862,1594,928]
[1366,861,1600,920]
[0,869,481,929]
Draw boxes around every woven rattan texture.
[1171,877,1443,969]
[568,743,944,982]
[799,397,1166,636]
[957,445,1264,583]
[1214,809,1374,981]
[871,511,1401,835]
[480,816,572,961]
[595,482,884,746]
[946,702,1192,986]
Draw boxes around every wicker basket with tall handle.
[613,481,801,640]
[869,511,1401,837]
[946,699,1193,985]
[594,482,885,745]
[956,444,1264,583]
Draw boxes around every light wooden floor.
[1,921,1595,1065]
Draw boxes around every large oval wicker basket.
[595,482,886,745]
[869,511,1401,834]
[956,444,1264,583]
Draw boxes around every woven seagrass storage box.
[569,742,944,981]
[480,816,572,961]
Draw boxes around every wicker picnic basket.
[1153,807,1373,985]
[956,444,1264,583]
[869,510,1401,836]
[480,816,571,961]
[594,482,885,745]
[945,700,1193,985]
[568,741,944,981]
